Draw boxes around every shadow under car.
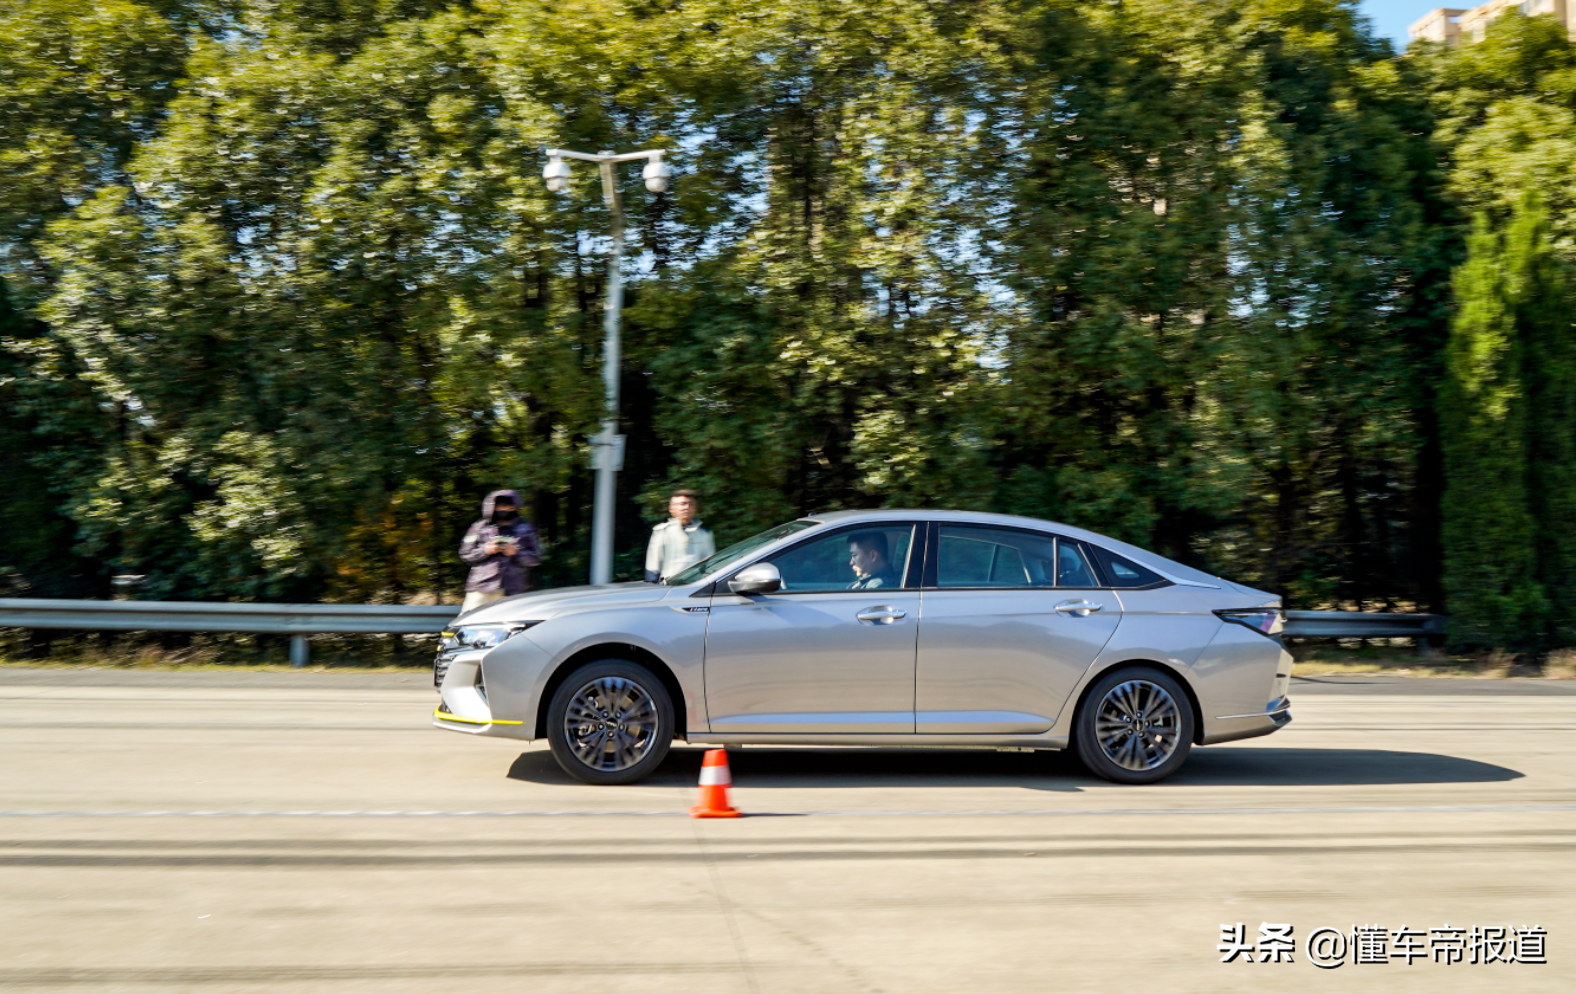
[506,744,1521,790]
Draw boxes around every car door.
[703,523,921,734]
[915,522,1120,734]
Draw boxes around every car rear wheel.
[546,660,674,785]
[1074,666,1194,784]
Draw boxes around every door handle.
[856,606,908,624]
[1054,599,1103,617]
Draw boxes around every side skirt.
[685,733,1071,750]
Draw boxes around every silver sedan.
[432,511,1292,785]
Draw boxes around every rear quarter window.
[1089,546,1170,589]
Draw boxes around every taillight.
[1215,608,1285,638]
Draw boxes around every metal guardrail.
[1,598,1445,667]
[0,598,460,667]
[1282,610,1445,640]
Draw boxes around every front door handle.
[856,606,908,625]
[1054,599,1103,617]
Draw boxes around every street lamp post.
[543,147,672,586]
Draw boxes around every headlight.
[440,622,540,651]
[1214,608,1284,638]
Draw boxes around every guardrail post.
[289,634,309,668]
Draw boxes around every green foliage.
[1519,211,1576,647]
[985,0,1445,609]
[0,0,1565,652]
[1425,17,1576,651]
[0,0,198,598]
[1441,200,1576,650]
[1441,212,1542,648]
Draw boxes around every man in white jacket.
[644,490,715,582]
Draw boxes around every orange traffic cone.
[690,749,742,818]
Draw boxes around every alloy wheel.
[563,675,660,773]
[1093,678,1182,772]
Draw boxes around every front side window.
[935,525,1099,588]
[765,524,917,592]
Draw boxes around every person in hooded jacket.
[459,489,542,612]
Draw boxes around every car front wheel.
[546,660,674,785]
[1074,666,1194,784]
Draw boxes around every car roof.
[813,508,1075,528]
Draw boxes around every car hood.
[449,582,669,625]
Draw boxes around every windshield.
[665,520,818,585]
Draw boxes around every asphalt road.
[1,669,1571,992]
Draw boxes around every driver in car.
[847,531,900,590]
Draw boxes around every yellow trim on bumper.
[433,708,522,726]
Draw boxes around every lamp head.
[543,154,570,193]
[643,154,673,194]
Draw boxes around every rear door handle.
[856,607,908,624]
[1054,599,1103,617]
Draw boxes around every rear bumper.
[1202,696,1291,745]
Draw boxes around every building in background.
[1411,0,1572,44]
[1409,7,1466,43]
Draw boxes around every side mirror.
[728,562,782,595]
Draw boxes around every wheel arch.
[534,643,688,740]
[1070,658,1206,746]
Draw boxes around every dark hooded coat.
[459,489,542,595]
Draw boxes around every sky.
[1358,0,1435,48]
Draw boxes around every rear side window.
[933,525,1100,589]
[937,531,1030,586]
[1089,546,1168,589]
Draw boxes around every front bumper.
[432,648,524,737]
[433,706,523,732]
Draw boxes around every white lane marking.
[0,804,1573,818]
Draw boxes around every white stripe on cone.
[699,765,731,786]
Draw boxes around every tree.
[0,0,194,599]
[1424,15,1576,650]
[985,0,1445,612]
[0,0,1557,642]
[1440,212,1539,648]
[1521,205,1576,647]
[1440,200,1575,650]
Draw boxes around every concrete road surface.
[1,670,1571,992]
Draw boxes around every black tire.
[1073,665,1195,784]
[546,659,674,785]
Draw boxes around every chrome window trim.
[1155,574,1221,589]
